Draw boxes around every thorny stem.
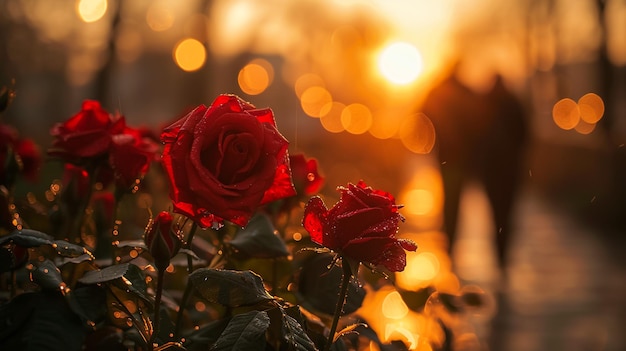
[185,222,198,273]
[173,279,194,339]
[324,258,352,351]
[150,267,166,350]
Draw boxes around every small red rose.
[49,100,125,161]
[303,181,417,272]
[0,123,41,185]
[49,100,158,190]
[161,94,296,228]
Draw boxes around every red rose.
[161,94,296,228]
[144,211,182,271]
[49,100,125,161]
[109,126,159,190]
[289,154,324,196]
[49,100,158,190]
[0,124,41,185]
[303,181,417,272]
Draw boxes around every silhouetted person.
[422,70,529,274]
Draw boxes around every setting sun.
[378,42,423,85]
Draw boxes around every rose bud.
[144,211,182,271]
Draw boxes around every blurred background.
[1,0,625,350]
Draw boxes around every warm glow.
[399,165,443,231]
[396,252,440,290]
[382,291,409,319]
[76,0,107,23]
[399,113,436,154]
[378,42,423,85]
[173,38,206,72]
[341,103,372,135]
[209,0,256,56]
[403,189,435,216]
[115,27,143,63]
[552,98,580,130]
[575,120,597,135]
[195,301,206,312]
[369,109,401,139]
[319,102,346,133]
[146,2,175,32]
[357,286,425,350]
[238,59,274,95]
[294,73,325,98]
[301,86,333,117]
[578,93,604,124]
[385,324,418,349]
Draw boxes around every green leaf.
[78,262,130,284]
[267,306,317,351]
[31,259,65,292]
[118,262,150,302]
[59,253,95,265]
[229,213,289,258]
[189,268,273,307]
[210,310,270,351]
[183,318,230,351]
[0,229,54,247]
[66,284,107,326]
[281,312,317,351]
[0,291,85,350]
[298,254,364,316]
[53,240,95,259]
[117,240,148,250]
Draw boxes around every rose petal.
[303,196,328,247]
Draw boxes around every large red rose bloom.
[160,94,295,228]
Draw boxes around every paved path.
[453,183,626,351]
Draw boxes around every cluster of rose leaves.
[0,92,420,350]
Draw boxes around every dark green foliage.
[189,269,273,308]
[0,292,86,351]
[230,213,289,258]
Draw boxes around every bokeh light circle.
[300,86,332,117]
[238,59,274,95]
[76,0,107,23]
[552,98,580,130]
[341,103,372,135]
[399,113,436,154]
[319,101,346,133]
[577,93,604,124]
[173,38,206,72]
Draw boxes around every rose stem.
[271,257,278,294]
[70,164,98,246]
[185,222,198,273]
[110,186,127,265]
[107,284,148,347]
[324,258,352,351]
[150,267,166,350]
[173,279,193,339]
